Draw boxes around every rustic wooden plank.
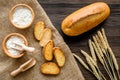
[38,0,120,4]
[38,0,120,80]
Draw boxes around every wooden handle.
[10,68,21,77]
[22,45,35,52]
[12,42,35,52]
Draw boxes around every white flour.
[12,6,32,27]
[6,36,25,56]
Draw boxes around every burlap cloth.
[0,0,84,80]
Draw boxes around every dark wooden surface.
[38,0,120,80]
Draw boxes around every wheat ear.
[92,35,112,76]
[95,34,103,48]
[89,38,107,80]
[101,28,119,70]
[97,31,107,49]
[97,29,117,80]
[92,41,114,80]
[108,47,119,78]
[73,53,104,80]
[93,36,104,57]
[86,57,101,80]
[80,50,97,67]
[101,28,120,79]
[101,28,109,48]
[91,42,104,64]
[88,39,97,62]
[95,34,107,55]
[96,32,117,80]
[73,54,91,71]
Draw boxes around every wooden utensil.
[10,58,36,77]
[12,42,35,52]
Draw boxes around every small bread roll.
[61,2,110,36]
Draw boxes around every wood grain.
[38,0,120,80]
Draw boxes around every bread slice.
[53,47,65,67]
[40,62,60,75]
[43,40,54,61]
[34,21,45,40]
[39,28,52,47]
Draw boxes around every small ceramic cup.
[9,4,35,29]
[2,33,28,58]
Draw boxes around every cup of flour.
[2,33,28,58]
[9,4,35,29]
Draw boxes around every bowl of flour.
[9,4,35,29]
[2,33,28,58]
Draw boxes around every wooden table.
[38,0,120,80]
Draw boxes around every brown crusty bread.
[43,40,54,61]
[61,2,110,36]
[40,62,60,75]
[53,47,65,67]
[34,21,45,40]
[39,28,52,47]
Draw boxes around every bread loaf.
[61,2,110,36]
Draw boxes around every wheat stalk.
[72,54,91,71]
[80,50,97,67]
[97,29,117,80]
[95,34,106,55]
[73,53,101,79]
[101,28,119,70]
[96,67,106,80]
[96,30,117,80]
[92,34,114,79]
[73,28,119,80]
[81,49,106,80]
[86,57,101,80]
[97,31,107,49]
[101,28,120,79]
[91,41,104,64]
[73,53,104,80]
[95,34,103,48]
[88,39,97,62]
[93,36,104,57]
[88,38,106,80]
[101,43,116,80]
[92,41,114,80]
[103,57,114,80]
[108,47,119,79]
[101,28,109,49]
